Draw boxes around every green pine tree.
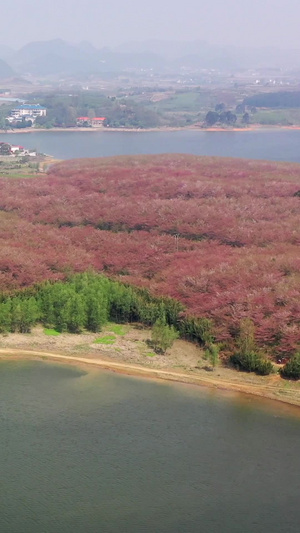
[65,293,86,333]
[151,317,179,354]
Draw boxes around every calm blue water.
[0,97,24,102]
[1,129,300,161]
[0,361,299,533]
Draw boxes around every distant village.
[0,141,37,157]
[76,116,106,127]
[5,104,106,129]
[6,104,47,126]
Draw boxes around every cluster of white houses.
[0,142,37,157]
[76,116,106,127]
[6,104,47,125]
[5,104,107,128]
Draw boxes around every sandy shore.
[0,126,185,134]
[1,124,300,134]
[1,349,300,411]
[0,325,299,409]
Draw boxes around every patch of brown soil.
[0,325,299,409]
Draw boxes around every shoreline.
[1,347,299,410]
[1,124,300,134]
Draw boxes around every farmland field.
[0,154,299,358]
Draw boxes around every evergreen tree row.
[0,272,295,377]
[0,272,213,344]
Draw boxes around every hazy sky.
[1,0,300,49]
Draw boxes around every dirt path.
[1,348,300,409]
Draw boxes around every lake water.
[1,129,300,161]
[0,361,299,533]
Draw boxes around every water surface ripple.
[2,129,300,161]
[0,362,299,533]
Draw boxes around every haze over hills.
[0,39,165,76]
[1,39,300,78]
[0,44,15,61]
[116,40,300,70]
[0,58,14,79]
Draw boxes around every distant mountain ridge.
[1,39,300,77]
[1,39,165,76]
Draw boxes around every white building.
[76,116,106,127]
[10,104,47,118]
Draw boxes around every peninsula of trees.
[0,154,299,373]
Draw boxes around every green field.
[106,323,127,335]
[0,157,41,178]
[254,108,300,125]
[44,328,61,336]
[94,335,116,345]
[151,90,214,113]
